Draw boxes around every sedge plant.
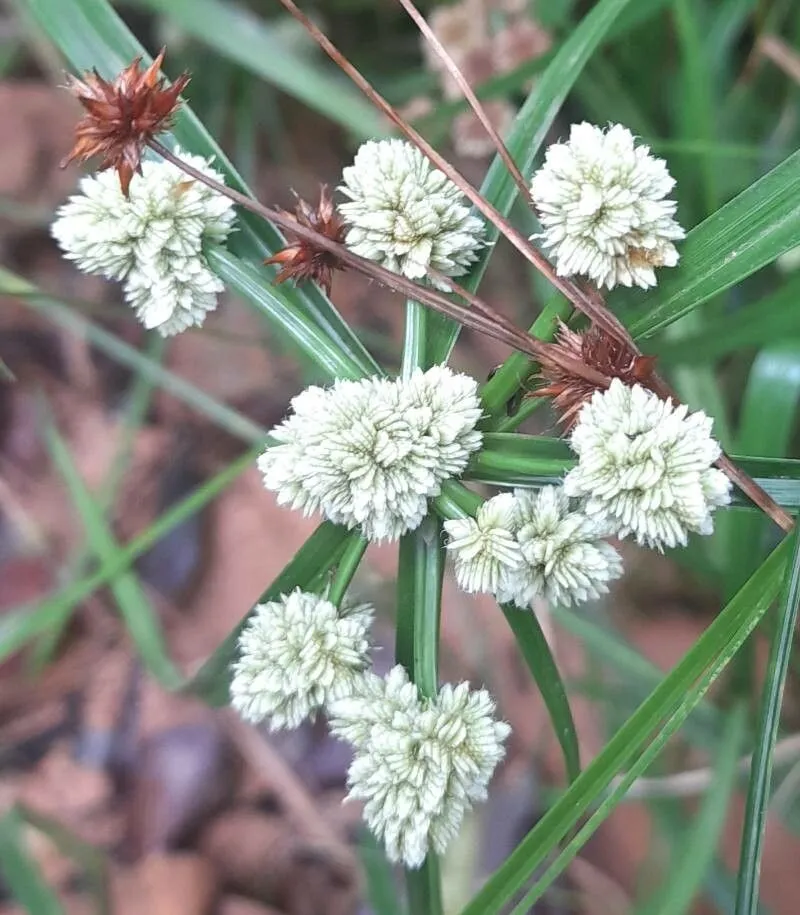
[8,0,800,913]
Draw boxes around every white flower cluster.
[230,591,509,868]
[259,365,483,542]
[339,139,485,287]
[445,485,623,608]
[564,379,731,550]
[530,123,684,289]
[230,589,373,730]
[329,666,509,868]
[52,148,235,336]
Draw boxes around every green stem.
[327,534,369,607]
[479,296,573,423]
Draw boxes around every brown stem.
[395,0,530,201]
[149,140,585,369]
[275,0,634,352]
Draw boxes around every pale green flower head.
[51,147,235,336]
[339,139,485,287]
[259,366,482,542]
[230,589,373,731]
[564,379,731,550]
[329,665,510,868]
[530,123,684,289]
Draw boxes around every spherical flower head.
[259,366,483,542]
[564,380,731,550]
[329,665,509,868]
[501,486,623,607]
[444,493,523,594]
[339,139,485,287]
[530,123,684,289]
[52,147,236,336]
[230,589,373,731]
[52,168,139,280]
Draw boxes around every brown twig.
[394,0,530,200]
[150,139,597,372]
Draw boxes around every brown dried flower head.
[264,186,347,297]
[535,323,657,428]
[62,48,190,195]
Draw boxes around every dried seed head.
[264,185,346,297]
[62,49,189,196]
[535,323,656,428]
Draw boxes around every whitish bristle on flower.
[529,123,684,290]
[229,589,373,731]
[338,139,485,288]
[444,487,622,608]
[564,379,731,550]
[52,148,235,336]
[500,486,623,607]
[258,366,483,542]
[328,665,509,868]
[444,494,523,594]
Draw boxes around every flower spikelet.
[52,149,235,336]
[329,666,509,868]
[259,366,483,542]
[444,494,523,594]
[62,49,189,196]
[230,589,373,731]
[530,123,684,289]
[502,486,623,607]
[264,186,346,296]
[339,139,484,287]
[564,379,731,550]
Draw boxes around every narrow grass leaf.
[396,520,446,915]
[735,526,800,915]
[627,150,800,340]
[132,0,384,138]
[460,536,790,915]
[639,705,746,915]
[655,276,800,366]
[503,605,581,783]
[0,268,265,444]
[721,344,800,594]
[43,419,183,689]
[0,809,64,915]
[0,446,260,664]
[209,247,374,381]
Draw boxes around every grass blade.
[627,149,800,340]
[460,535,791,915]
[0,445,260,664]
[735,526,800,915]
[208,247,374,382]
[0,267,265,445]
[640,705,747,915]
[503,605,581,783]
[43,418,184,689]
[396,521,446,915]
[0,809,64,915]
[132,0,384,138]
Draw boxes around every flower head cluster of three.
[261,367,731,594]
[230,588,510,868]
[52,123,683,336]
